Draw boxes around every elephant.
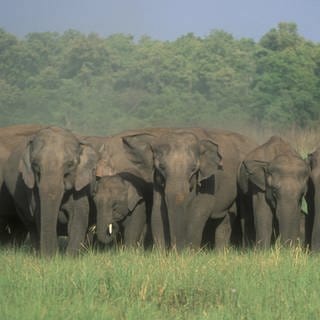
[1,126,99,256]
[306,147,320,251]
[0,124,44,245]
[92,173,148,247]
[83,132,156,248]
[0,142,27,245]
[121,127,257,250]
[0,124,44,147]
[238,135,310,248]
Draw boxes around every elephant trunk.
[96,201,116,244]
[276,200,301,246]
[39,179,64,256]
[165,180,193,250]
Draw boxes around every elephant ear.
[242,160,269,191]
[19,139,35,189]
[75,143,99,191]
[124,180,143,212]
[96,144,117,177]
[122,133,154,173]
[199,139,223,181]
[238,162,250,194]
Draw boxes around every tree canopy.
[0,22,319,135]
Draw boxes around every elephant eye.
[65,160,77,172]
[64,172,71,179]
[112,202,118,210]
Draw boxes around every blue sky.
[1,0,319,42]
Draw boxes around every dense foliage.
[0,22,319,135]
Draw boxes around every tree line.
[0,22,319,135]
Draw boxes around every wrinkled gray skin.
[122,128,257,250]
[306,147,320,250]
[93,175,146,246]
[238,136,309,248]
[0,125,44,245]
[0,142,27,245]
[84,132,155,248]
[2,126,98,256]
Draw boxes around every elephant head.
[240,153,309,244]
[19,126,98,255]
[122,130,222,248]
[93,175,142,244]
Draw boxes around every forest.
[0,22,319,135]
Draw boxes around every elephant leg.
[10,218,28,246]
[186,194,214,249]
[0,194,28,246]
[18,211,39,251]
[66,195,89,255]
[0,213,13,245]
[305,183,314,249]
[237,192,255,247]
[201,208,236,250]
[312,188,320,251]
[299,213,306,247]
[151,190,168,249]
[0,219,11,244]
[215,212,234,250]
[27,225,39,251]
[123,201,146,247]
[253,192,273,248]
[228,202,244,248]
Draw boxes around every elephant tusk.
[108,224,113,235]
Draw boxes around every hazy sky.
[1,0,319,42]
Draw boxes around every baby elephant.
[92,175,147,247]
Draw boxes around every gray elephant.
[0,124,43,245]
[84,133,155,248]
[238,136,309,248]
[2,126,99,256]
[92,173,148,247]
[0,143,28,245]
[121,127,257,250]
[306,147,320,250]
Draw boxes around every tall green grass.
[1,246,320,319]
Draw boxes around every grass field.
[1,245,320,320]
[1,127,319,320]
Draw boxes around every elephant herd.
[0,124,319,256]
